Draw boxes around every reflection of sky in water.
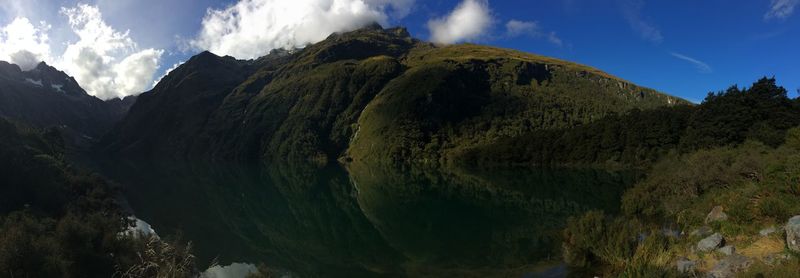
[201,263,257,278]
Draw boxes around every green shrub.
[562,211,641,268]
[783,127,800,150]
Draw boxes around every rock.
[676,257,696,274]
[717,245,735,256]
[786,215,800,252]
[705,206,729,224]
[759,226,777,237]
[690,226,713,237]
[697,233,725,252]
[707,254,753,278]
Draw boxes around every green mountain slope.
[100,24,687,163]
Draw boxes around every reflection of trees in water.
[106,160,403,277]
[346,162,636,276]
[101,160,635,277]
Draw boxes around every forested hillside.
[99,25,685,164]
[461,78,800,167]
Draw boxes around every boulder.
[786,215,800,252]
[707,254,753,278]
[717,245,735,256]
[676,257,696,274]
[697,233,725,252]
[705,206,729,224]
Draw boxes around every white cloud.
[190,0,397,59]
[0,4,164,100]
[619,0,662,44]
[547,32,563,47]
[670,52,712,74]
[428,0,493,44]
[0,17,52,70]
[427,0,492,45]
[765,0,799,20]
[114,48,163,94]
[504,19,563,47]
[505,20,537,37]
[57,4,163,99]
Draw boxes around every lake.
[97,160,638,277]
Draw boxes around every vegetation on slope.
[0,118,195,277]
[560,78,800,276]
[100,25,684,164]
[345,39,684,163]
[563,139,800,276]
[462,78,800,168]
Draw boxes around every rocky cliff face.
[0,61,133,139]
[99,25,687,163]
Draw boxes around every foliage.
[562,211,679,277]
[0,118,197,277]
[99,25,684,164]
[114,235,196,278]
[463,77,800,168]
[740,258,800,278]
[562,211,640,267]
[563,127,800,275]
[459,106,692,167]
[681,77,800,150]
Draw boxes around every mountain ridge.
[99,25,688,164]
[0,60,135,140]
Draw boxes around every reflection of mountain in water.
[98,160,637,277]
[346,162,636,277]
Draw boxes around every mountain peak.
[197,50,217,57]
[363,22,384,31]
[34,61,56,72]
[0,61,23,78]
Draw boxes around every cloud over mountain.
[427,0,492,44]
[190,0,413,59]
[0,4,163,100]
[0,17,52,71]
[59,4,163,100]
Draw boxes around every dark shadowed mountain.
[99,24,687,164]
[0,61,135,139]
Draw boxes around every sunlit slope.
[101,24,687,163]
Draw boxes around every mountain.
[100,24,687,163]
[0,61,134,139]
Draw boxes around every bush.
[0,118,197,277]
[114,235,196,278]
[562,211,641,268]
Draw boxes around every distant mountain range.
[0,61,135,141]
[97,24,686,163]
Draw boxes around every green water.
[99,160,638,277]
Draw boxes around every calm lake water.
[97,160,638,278]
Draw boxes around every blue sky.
[393,0,800,103]
[1,0,798,102]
